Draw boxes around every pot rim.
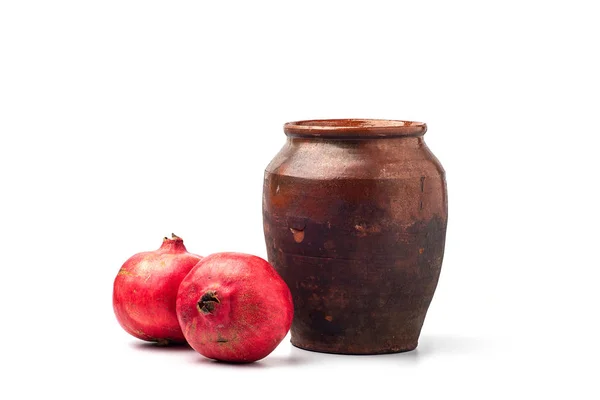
[283,119,427,138]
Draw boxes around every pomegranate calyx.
[160,234,187,252]
[163,233,183,242]
[198,291,220,314]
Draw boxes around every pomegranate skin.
[113,234,202,344]
[176,252,294,362]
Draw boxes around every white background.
[1,1,598,399]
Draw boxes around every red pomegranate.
[113,234,202,345]
[176,252,293,362]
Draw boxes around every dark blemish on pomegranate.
[198,291,220,314]
[134,329,147,338]
[216,338,229,343]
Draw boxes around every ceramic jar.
[262,119,447,354]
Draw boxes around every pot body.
[262,120,447,354]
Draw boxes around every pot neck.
[287,136,425,148]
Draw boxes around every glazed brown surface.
[263,120,447,354]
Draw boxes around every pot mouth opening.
[284,119,426,139]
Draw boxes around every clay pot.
[262,119,447,354]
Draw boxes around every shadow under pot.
[262,119,448,355]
